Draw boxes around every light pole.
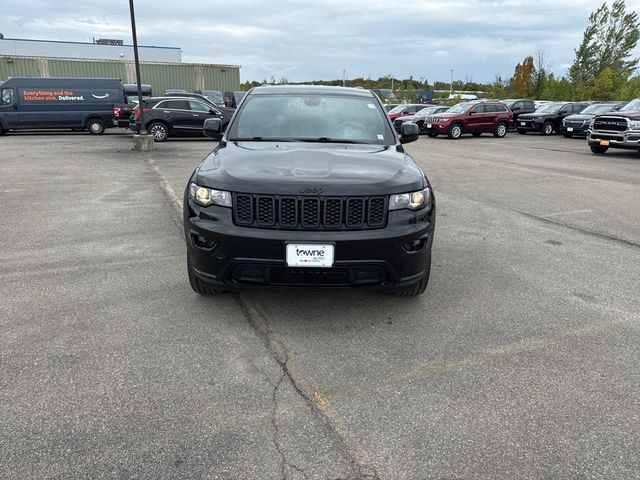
[129,0,153,150]
[342,69,346,87]
[449,68,454,98]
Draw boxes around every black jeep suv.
[183,85,435,296]
[517,102,589,135]
[130,97,234,141]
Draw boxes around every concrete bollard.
[132,133,155,151]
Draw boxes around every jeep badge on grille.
[299,186,324,195]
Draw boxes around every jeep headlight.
[389,187,431,211]
[437,117,449,122]
[189,183,232,207]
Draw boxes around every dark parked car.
[501,99,536,127]
[130,97,233,142]
[517,102,590,135]
[393,105,449,133]
[388,104,429,121]
[422,101,512,139]
[560,102,624,137]
[184,85,435,296]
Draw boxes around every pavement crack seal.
[272,372,309,480]
[323,315,637,401]
[143,154,185,239]
[235,292,380,480]
[513,209,640,249]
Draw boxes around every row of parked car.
[386,99,631,140]
[2,77,640,157]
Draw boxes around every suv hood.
[601,112,640,120]
[566,113,598,121]
[196,141,425,195]
[519,112,558,119]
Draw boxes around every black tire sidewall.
[149,122,168,142]
[494,122,507,138]
[88,120,105,135]
[448,124,462,139]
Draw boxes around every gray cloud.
[2,0,640,83]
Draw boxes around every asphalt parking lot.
[1,130,639,479]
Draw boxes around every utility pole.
[342,69,346,87]
[449,68,454,97]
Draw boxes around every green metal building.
[0,55,241,94]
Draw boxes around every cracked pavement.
[1,130,639,479]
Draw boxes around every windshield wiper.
[294,137,368,144]
[230,137,294,142]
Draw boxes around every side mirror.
[203,118,223,139]
[400,122,419,144]
[559,110,568,115]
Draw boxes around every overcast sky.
[3,0,640,84]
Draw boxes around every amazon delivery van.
[0,77,124,134]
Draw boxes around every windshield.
[388,104,408,114]
[447,103,473,114]
[415,107,440,116]
[204,93,224,105]
[227,93,394,144]
[502,100,516,108]
[125,95,149,104]
[535,103,562,113]
[580,104,615,115]
[619,99,640,112]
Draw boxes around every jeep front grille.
[233,194,388,230]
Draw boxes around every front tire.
[87,119,105,135]
[590,145,608,154]
[493,122,508,138]
[447,123,463,139]
[393,256,431,297]
[149,122,169,142]
[187,256,224,295]
[541,122,554,136]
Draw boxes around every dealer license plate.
[286,244,334,268]
[566,127,574,132]
[600,139,610,146]
[426,123,432,128]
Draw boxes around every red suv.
[423,101,513,139]
[388,104,430,121]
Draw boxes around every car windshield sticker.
[368,104,376,109]
[377,134,384,139]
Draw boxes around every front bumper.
[587,129,640,150]
[561,123,589,136]
[184,196,436,290]
[422,122,450,135]
[516,119,543,132]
